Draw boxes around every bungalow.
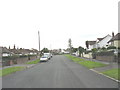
[2,47,13,57]
[31,48,39,54]
[9,49,22,55]
[108,33,120,48]
[18,48,38,55]
[29,49,38,55]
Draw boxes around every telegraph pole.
[38,31,40,58]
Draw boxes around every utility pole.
[38,31,40,58]
[68,38,72,55]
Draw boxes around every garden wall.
[83,53,92,59]
[96,56,115,62]
[2,55,37,67]
[95,51,119,62]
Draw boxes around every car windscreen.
[41,56,48,58]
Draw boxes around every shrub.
[107,46,116,49]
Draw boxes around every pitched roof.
[97,34,111,42]
[19,49,29,54]
[87,41,96,45]
[2,47,11,53]
[9,49,21,54]
[108,33,120,42]
[97,38,104,41]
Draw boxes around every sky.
[0,0,119,50]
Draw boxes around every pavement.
[2,55,119,88]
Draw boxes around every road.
[2,55,118,88]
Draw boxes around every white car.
[43,53,51,60]
[40,55,48,62]
[50,53,53,58]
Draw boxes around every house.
[29,48,38,55]
[2,47,13,57]
[31,48,39,55]
[95,34,112,48]
[85,41,96,50]
[52,49,61,54]
[18,48,29,55]
[86,34,112,50]
[108,33,120,48]
[9,49,22,55]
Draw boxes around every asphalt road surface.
[2,55,118,88]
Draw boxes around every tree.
[101,47,106,51]
[78,46,85,57]
[41,48,49,53]
[91,48,97,59]
[68,38,72,54]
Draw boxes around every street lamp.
[38,31,40,58]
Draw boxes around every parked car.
[40,55,49,62]
[72,52,76,56]
[50,53,53,58]
[43,53,51,60]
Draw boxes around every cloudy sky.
[0,0,119,50]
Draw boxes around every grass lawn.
[78,61,107,69]
[0,66,25,76]
[102,68,120,80]
[26,59,40,64]
[65,54,107,69]
[64,54,84,62]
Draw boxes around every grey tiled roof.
[108,33,120,42]
[87,41,96,45]
[2,47,11,53]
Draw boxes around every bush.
[3,55,19,60]
[92,48,98,53]
[85,50,92,54]
[101,47,106,50]
[107,46,116,49]
[96,51,114,56]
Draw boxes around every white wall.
[2,53,10,57]
[83,52,92,58]
[96,35,112,48]
[88,44,96,50]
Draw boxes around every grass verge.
[65,54,107,69]
[78,61,107,69]
[26,59,40,64]
[0,66,25,76]
[64,54,84,62]
[102,68,120,80]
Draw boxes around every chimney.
[9,46,10,49]
[14,44,16,49]
[112,32,114,37]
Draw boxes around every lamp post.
[38,31,40,58]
